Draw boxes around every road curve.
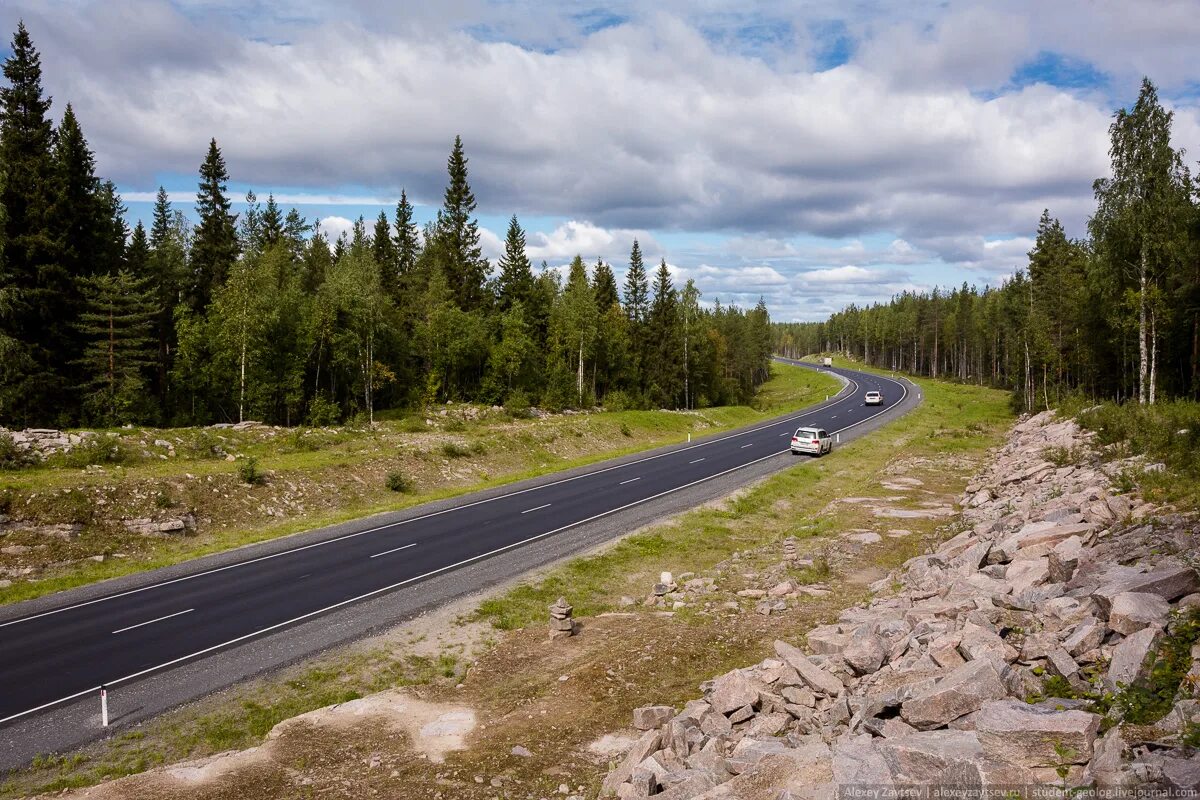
[0,359,915,766]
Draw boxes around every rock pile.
[600,411,1200,798]
[550,597,575,640]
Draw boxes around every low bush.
[54,436,131,468]
[505,389,532,419]
[385,472,413,493]
[237,457,266,486]
[0,432,32,470]
[440,442,470,459]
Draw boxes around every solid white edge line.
[0,364,912,727]
[520,503,551,514]
[618,477,641,485]
[0,365,859,629]
[0,445,797,726]
[111,608,194,635]
[368,543,417,559]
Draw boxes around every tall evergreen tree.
[50,104,100,279]
[262,194,284,248]
[0,21,66,422]
[434,136,488,309]
[372,210,397,287]
[190,138,239,311]
[623,239,649,323]
[126,221,150,278]
[75,270,158,424]
[647,259,682,406]
[592,258,619,312]
[496,215,533,312]
[393,188,420,278]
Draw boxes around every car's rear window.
[796,428,818,438]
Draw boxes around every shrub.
[55,436,130,468]
[0,432,31,470]
[1110,608,1200,724]
[620,422,633,437]
[604,390,631,412]
[398,416,427,433]
[1042,445,1082,467]
[237,457,266,486]
[505,389,532,419]
[385,472,413,493]
[305,394,341,427]
[443,418,466,432]
[440,442,470,459]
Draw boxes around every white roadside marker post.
[687,433,691,443]
[100,685,108,727]
[836,433,840,443]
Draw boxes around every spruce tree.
[148,187,187,414]
[190,138,239,310]
[262,194,284,247]
[647,259,683,406]
[434,136,488,309]
[283,207,308,261]
[50,104,100,279]
[372,209,397,291]
[592,258,619,312]
[126,221,150,278]
[393,189,420,277]
[622,239,648,323]
[0,21,66,421]
[496,215,533,312]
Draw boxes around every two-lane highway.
[0,359,912,744]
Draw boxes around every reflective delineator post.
[836,433,841,443]
[100,685,108,727]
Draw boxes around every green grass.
[0,363,840,606]
[0,647,463,799]
[475,369,1013,630]
[1075,399,1200,508]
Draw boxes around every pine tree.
[283,207,308,261]
[75,270,158,424]
[434,136,488,309]
[496,215,533,312]
[190,138,239,311]
[0,21,66,422]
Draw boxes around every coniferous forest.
[774,78,1200,411]
[0,24,773,428]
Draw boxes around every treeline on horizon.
[774,78,1200,411]
[0,23,772,429]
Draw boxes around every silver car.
[791,427,832,456]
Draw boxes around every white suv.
[791,427,832,456]
[864,391,882,406]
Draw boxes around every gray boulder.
[976,699,1100,767]
[1108,591,1170,635]
[901,659,1007,730]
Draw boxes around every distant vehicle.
[791,427,832,456]
[822,357,833,367]
[864,391,883,406]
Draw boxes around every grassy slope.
[0,367,1013,798]
[0,364,839,605]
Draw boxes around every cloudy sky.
[5,1,1200,321]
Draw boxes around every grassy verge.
[0,363,838,606]
[475,371,1011,630]
[0,370,1013,799]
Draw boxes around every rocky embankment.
[601,411,1200,798]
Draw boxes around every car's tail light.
[791,437,799,443]
[811,439,819,444]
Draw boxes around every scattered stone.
[976,700,1101,767]
[1108,591,1171,635]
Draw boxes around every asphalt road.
[0,359,915,767]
